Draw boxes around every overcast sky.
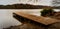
[0,0,20,5]
[0,0,52,6]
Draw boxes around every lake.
[0,9,60,29]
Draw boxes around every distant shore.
[0,4,60,9]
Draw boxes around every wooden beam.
[13,12,58,25]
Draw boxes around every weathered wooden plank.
[13,12,58,25]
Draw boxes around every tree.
[41,8,55,17]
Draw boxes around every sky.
[0,0,20,5]
[0,0,52,6]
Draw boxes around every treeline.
[0,4,59,9]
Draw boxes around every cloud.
[0,0,52,6]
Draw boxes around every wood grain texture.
[14,12,58,25]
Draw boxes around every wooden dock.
[13,12,58,25]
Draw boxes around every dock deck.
[13,12,58,25]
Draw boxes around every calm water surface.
[0,9,60,29]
